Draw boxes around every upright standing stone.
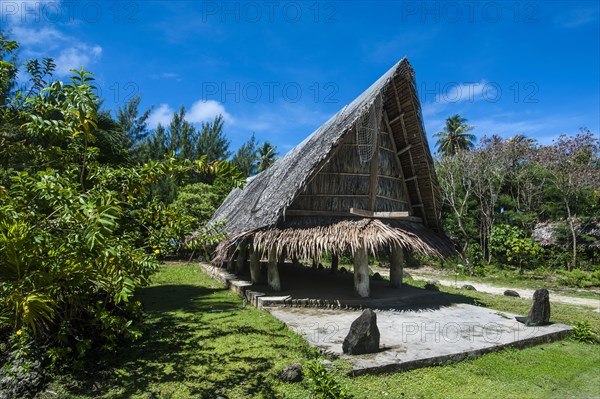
[353,245,370,298]
[267,248,281,291]
[390,244,404,288]
[342,309,380,354]
[526,288,551,326]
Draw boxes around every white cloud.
[421,101,446,118]
[188,100,234,124]
[421,80,494,119]
[54,44,102,75]
[149,72,180,80]
[146,100,234,129]
[555,7,599,28]
[435,80,491,105]
[10,26,67,47]
[147,103,174,129]
[3,0,103,76]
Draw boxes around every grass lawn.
[321,259,600,301]
[43,263,600,399]
[403,267,600,301]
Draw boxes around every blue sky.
[2,0,599,155]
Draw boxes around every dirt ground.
[373,266,600,311]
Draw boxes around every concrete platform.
[200,263,572,374]
[267,304,572,375]
[200,262,441,309]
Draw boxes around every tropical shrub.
[571,321,598,344]
[555,269,599,288]
[490,224,543,271]
[0,37,240,387]
[171,182,222,226]
[304,360,351,399]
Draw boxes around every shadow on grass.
[137,284,237,313]
[60,283,289,399]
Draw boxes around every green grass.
[43,264,317,398]
[405,267,600,300]
[405,277,600,334]
[346,343,600,399]
[43,264,600,399]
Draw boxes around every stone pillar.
[390,244,404,288]
[226,256,235,273]
[278,248,287,268]
[249,245,265,284]
[235,240,247,275]
[267,248,281,291]
[353,245,370,298]
[331,253,339,274]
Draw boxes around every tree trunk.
[461,241,471,273]
[565,201,576,272]
[570,222,577,272]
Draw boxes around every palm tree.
[256,142,278,172]
[434,114,476,156]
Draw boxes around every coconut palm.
[434,114,476,156]
[257,142,278,172]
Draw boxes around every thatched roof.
[208,58,452,263]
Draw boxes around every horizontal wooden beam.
[318,172,371,177]
[350,208,422,222]
[341,143,400,155]
[397,144,412,155]
[284,209,423,223]
[376,194,410,204]
[350,208,409,218]
[315,172,404,183]
[389,113,405,125]
[285,210,349,217]
[298,194,369,198]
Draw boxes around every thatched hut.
[208,58,454,297]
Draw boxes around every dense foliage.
[435,124,600,281]
[0,35,245,396]
[1,28,598,396]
